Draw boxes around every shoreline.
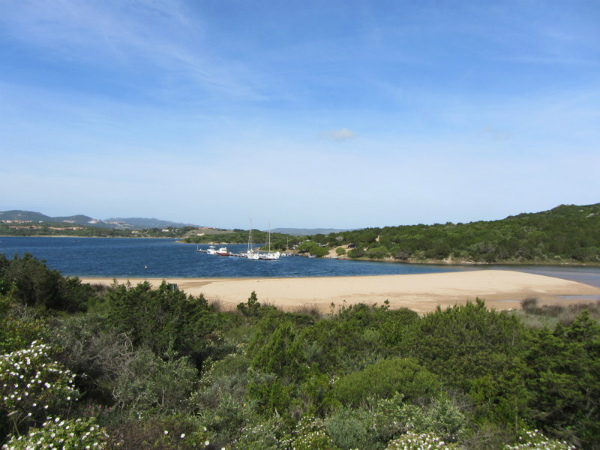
[3,235,599,269]
[79,270,600,314]
[2,235,599,267]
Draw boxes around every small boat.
[246,251,260,260]
[245,219,260,259]
[216,247,232,256]
[259,251,281,260]
[206,246,217,255]
[258,220,280,260]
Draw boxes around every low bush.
[0,340,79,437]
[332,357,440,407]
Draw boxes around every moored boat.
[259,251,281,260]
[216,247,232,256]
[259,220,280,260]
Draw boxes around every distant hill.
[0,210,56,222]
[273,228,352,236]
[0,210,197,230]
[105,217,197,230]
[0,210,108,227]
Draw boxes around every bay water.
[1,237,599,289]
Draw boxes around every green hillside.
[310,204,600,264]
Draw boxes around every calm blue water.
[0,237,463,278]
[1,237,600,287]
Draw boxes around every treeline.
[183,229,302,250]
[1,254,599,449]
[307,203,600,264]
[0,222,197,238]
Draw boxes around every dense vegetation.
[305,204,600,264]
[2,254,599,449]
[0,222,198,238]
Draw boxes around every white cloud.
[320,128,358,142]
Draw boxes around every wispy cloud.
[319,128,358,142]
[0,0,273,103]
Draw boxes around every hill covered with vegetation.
[4,204,599,264]
[1,254,599,449]
[305,204,600,264]
[0,210,198,232]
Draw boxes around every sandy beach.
[79,269,600,314]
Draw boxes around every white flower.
[180,433,186,439]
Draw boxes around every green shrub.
[332,357,440,406]
[237,291,262,317]
[348,247,365,258]
[105,414,213,450]
[49,313,136,405]
[112,348,198,415]
[251,320,306,380]
[366,246,389,259]
[0,254,93,313]
[230,415,289,450]
[105,281,231,366]
[0,292,47,354]
[325,407,375,449]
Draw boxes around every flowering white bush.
[0,340,79,429]
[385,431,458,450]
[230,418,286,449]
[289,416,340,450]
[504,429,576,450]
[2,416,109,450]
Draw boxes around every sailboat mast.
[248,219,253,253]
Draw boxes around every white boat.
[259,251,281,260]
[258,220,280,260]
[206,245,217,255]
[216,247,232,256]
[245,220,259,259]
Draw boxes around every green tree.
[0,254,92,312]
[524,312,600,447]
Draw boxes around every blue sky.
[1,0,599,229]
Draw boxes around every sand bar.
[79,270,600,314]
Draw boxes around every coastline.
[2,235,598,267]
[79,269,600,314]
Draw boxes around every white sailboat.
[246,219,260,259]
[258,220,280,260]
